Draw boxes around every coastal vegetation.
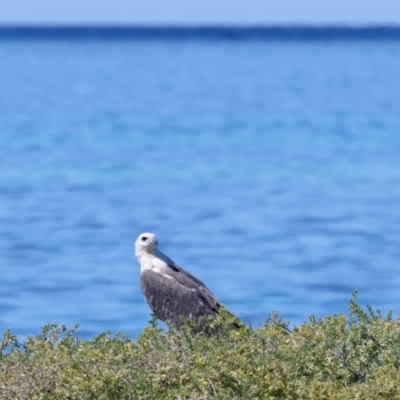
[0,293,399,399]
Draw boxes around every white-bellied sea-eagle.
[135,232,226,330]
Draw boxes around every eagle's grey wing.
[140,270,219,328]
[166,264,243,330]
[164,263,220,314]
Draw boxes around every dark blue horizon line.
[1,25,400,41]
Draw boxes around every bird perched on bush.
[135,232,240,332]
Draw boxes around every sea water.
[1,30,400,336]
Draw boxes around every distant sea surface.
[1,27,400,337]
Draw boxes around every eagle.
[135,232,229,330]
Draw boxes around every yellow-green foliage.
[1,294,400,399]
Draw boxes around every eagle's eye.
[141,236,147,241]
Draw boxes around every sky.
[0,0,399,25]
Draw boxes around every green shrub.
[1,293,400,399]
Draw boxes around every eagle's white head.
[135,232,159,257]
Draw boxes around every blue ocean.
[1,28,400,337]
